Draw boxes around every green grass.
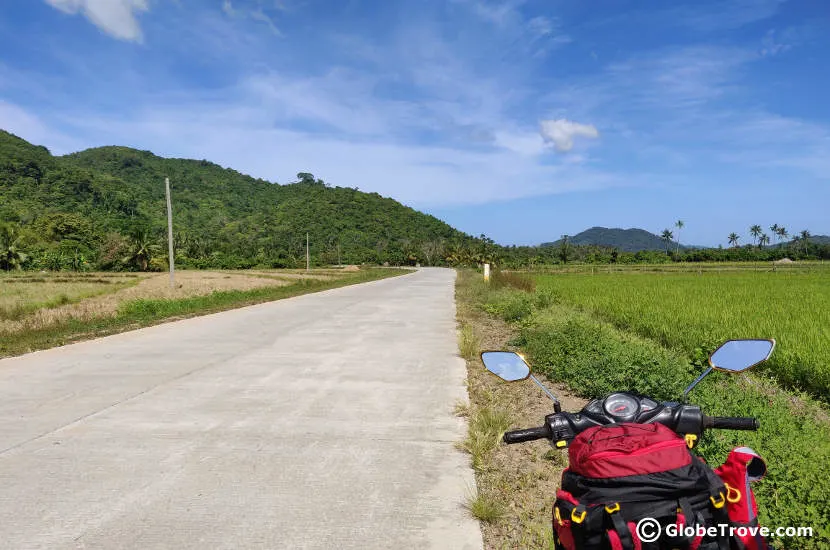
[0,269,407,357]
[534,271,830,398]
[466,490,505,524]
[471,275,830,549]
[458,323,480,361]
[461,405,513,472]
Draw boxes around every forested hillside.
[0,130,479,270]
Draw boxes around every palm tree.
[123,230,161,271]
[674,220,684,255]
[775,226,788,247]
[800,230,811,255]
[728,233,740,248]
[661,229,674,255]
[759,233,771,248]
[750,225,762,248]
[0,223,28,271]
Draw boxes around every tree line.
[2,130,828,272]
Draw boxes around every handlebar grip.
[503,426,551,444]
[705,416,760,431]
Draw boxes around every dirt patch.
[456,270,586,548]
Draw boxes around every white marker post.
[165,177,175,288]
[483,263,490,282]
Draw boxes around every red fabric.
[607,529,624,550]
[569,423,691,478]
[628,522,642,550]
[556,489,579,506]
[714,448,769,550]
[554,520,577,550]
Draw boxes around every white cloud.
[44,0,149,42]
[539,119,600,152]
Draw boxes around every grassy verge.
[459,269,830,549]
[456,270,587,549]
[0,268,407,357]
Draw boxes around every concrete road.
[0,268,482,550]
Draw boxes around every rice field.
[535,269,830,398]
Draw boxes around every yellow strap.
[555,440,567,448]
[554,507,563,526]
[725,482,742,503]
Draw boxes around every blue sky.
[1,0,828,246]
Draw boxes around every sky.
[0,0,828,247]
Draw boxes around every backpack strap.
[570,504,588,550]
[708,489,732,550]
[605,503,636,550]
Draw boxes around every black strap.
[708,495,731,550]
[571,505,587,550]
[668,498,696,550]
[608,510,635,550]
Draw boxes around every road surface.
[0,268,482,549]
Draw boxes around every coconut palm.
[122,230,161,271]
[800,230,811,254]
[674,220,684,255]
[750,225,762,248]
[775,226,788,247]
[728,233,740,248]
[661,229,674,255]
[759,233,771,248]
[0,223,28,271]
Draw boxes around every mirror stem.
[529,374,561,412]
[683,366,713,401]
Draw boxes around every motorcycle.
[481,339,774,550]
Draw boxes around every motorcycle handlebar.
[503,426,551,444]
[704,416,760,431]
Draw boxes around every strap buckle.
[725,482,742,503]
[571,506,587,524]
[605,502,621,514]
[710,491,726,509]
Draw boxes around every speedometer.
[603,393,638,419]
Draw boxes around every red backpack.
[552,423,765,550]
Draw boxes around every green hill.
[0,130,474,269]
[541,226,687,252]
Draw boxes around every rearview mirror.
[480,351,531,382]
[709,339,775,372]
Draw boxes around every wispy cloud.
[679,0,787,32]
[44,0,149,41]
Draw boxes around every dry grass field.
[0,268,374,343]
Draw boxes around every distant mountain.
[541,227,689,252]
[795,235,830,245]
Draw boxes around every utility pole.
[165,177,175,288]
[306,232,310,272]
